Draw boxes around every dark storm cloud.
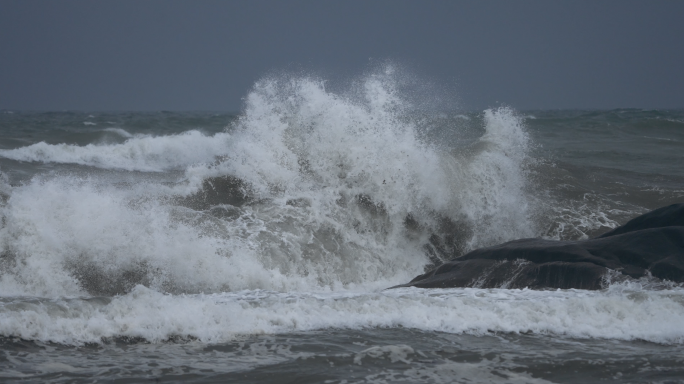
[0,0,682,111]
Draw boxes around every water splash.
[0,69,539,296]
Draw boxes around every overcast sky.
[1,0,683,111]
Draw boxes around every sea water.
[0,69,683,383]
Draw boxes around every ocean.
[0,72,683,383]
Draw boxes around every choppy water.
[0,69,683,383]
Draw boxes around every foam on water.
[1,286,683,345]
[6,70,678,348]
[0,130,232,171]
[0,69,538,297]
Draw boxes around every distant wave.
[0,130,232,172]
[102,127,134,138]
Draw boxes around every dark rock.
[597,203,684,238]
[395,203,684,290]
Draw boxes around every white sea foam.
[0,130,232,172]
[1,286,683,345]
[0,171,434,296]
[543,200,623,240]
[0,71,681,352]
[0,70,540,298]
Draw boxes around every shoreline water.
[0,75,683,382]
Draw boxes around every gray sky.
[1,0,683,111]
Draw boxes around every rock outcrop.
[395,204,684,290]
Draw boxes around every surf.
[0,68,542,298]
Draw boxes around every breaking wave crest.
[2,286,683,345]
[0,130,232,172]
[0,69,538,297]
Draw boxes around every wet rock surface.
[396,204,684,290]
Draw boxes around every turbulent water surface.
[0,71,683,383]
